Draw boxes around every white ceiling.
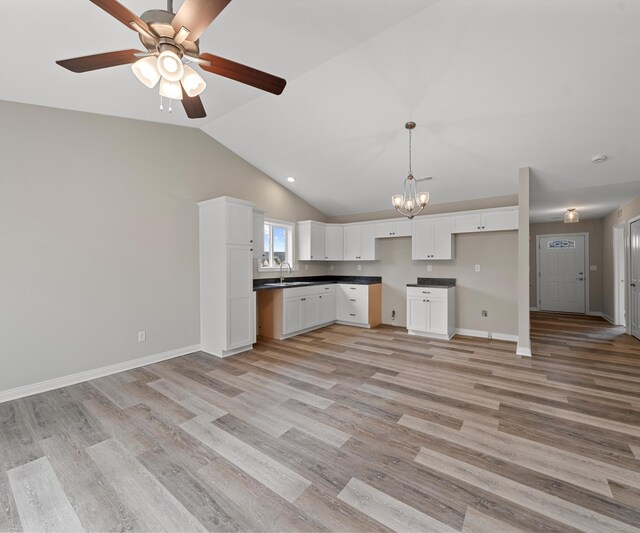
[4,0,640,219]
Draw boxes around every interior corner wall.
[517,167,531,356]
[529,219,604,313]
[0,100,327,394]
[602,194,640,321]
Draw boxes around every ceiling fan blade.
[199,53,286,95]
[415,176,434,182]
[90,0,154,37]
[172,0,232,42]
[181,87,207,119]
[56,49,142,73]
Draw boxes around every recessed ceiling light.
[287,176,296,183]
[591,154,607,164]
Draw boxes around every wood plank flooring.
[1,312,640,532]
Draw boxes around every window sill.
[258,266,299,273]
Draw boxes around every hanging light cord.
[408,127,412,176]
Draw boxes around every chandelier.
[391,122,430,219]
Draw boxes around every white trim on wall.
[536,232,590,314]
[0,344,201,404]
[454,328,518,343]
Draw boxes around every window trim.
[258,218,298,272]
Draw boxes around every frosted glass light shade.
[131,57,160,88]
[181,65,206,97]
[159,78,183,100]
[564,208,579,223]
[157,50,184,82]
[392,195,403,208]
[417,191,430,206]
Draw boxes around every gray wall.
[0,100,326,393]
[529,219,603,313]
[329,231,518,336]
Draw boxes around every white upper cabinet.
[226,201,254,245]
[375,219,411,238]
[452,207,518,233]
[411,216,454,260]
[298,221,326,261]
[344,224,378,261]
[325,225,344,260]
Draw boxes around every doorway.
[630,218,640,340]
[613,225,626,327]
[537,233,588,313]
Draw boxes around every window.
[548,239,576,249]
[260,219,294,270]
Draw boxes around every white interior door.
[630,220,640,340]
[539,235,586,313]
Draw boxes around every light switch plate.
[427,265,433,272]
[475,264,481,272]
[590,265,597,271]
[357,264,362,271]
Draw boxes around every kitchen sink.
[263,281,311,287]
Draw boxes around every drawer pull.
[422,291,430,294]
[349,298,356,302]
[349,287,357,290]
[350,313,356,317]
[301,298,306,301]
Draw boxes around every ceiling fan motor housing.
[139,9,200,57]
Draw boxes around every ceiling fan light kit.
[391,121,431,220]
[56,0,287,119]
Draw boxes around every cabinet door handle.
[349,287,356,290]
[350,313,356,317]
[250,240,253,243]
[422,291,430,294]
[477,226,481,229]
[319,296,322,299]
[301,298,306,301]
[349,298,356,302]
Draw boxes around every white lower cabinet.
[282,285,335,337]
[406,286,455,339]
[258,282,381,339]
[318,291,336,324]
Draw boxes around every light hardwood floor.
[1,312,640,532]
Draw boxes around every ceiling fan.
[56,0,287,119]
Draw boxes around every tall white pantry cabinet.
[199,197,256,357]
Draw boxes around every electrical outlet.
[475,264,481,272]
[138,331,146,342]
[357,264,362,271]
[427,265,433,272]
[482,310,488,317]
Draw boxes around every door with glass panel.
[539,235,586,313]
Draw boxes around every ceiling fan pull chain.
[169,97,173,113]
[160,94,164,111]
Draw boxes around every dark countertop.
[254,275,381,291]
[406,277,456,288]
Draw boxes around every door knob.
[632,283,637,287]
[577,277,584,281]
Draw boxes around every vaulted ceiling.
[4,0,640,219]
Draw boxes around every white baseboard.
[516,344,532,357]
[600,313,616,325]
[454,328,518,343]
[530,307,539,311]
[0,344,201,404]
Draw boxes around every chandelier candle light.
[391,122,430,219]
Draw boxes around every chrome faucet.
[279,262,292,283]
